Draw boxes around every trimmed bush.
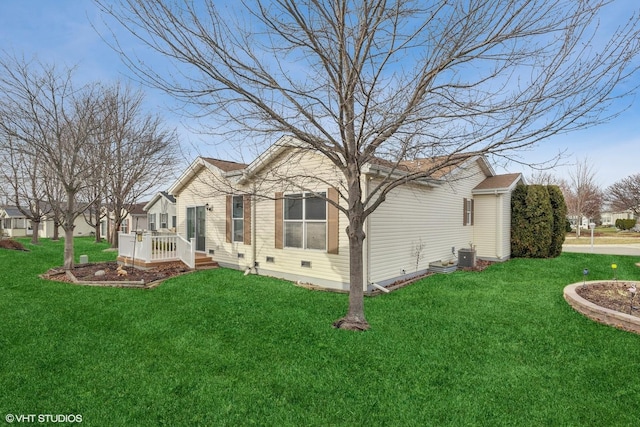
[615,218,637,231]
[547,185,567,257]
[511,184,566,258]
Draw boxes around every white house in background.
[155,136,523,292]
[0,206,33,237]
[144,191,177,232]
[39,214,94,238]
[600,208,636,227]
[0,205,94,238]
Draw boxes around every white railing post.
[118,232,135,259]
[189,237,196,269]
[146,234,154,262]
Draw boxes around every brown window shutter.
[225,195,232,243]
[275,192,283,249]
[243,194,251,245]
[327,187,339,254]
[470,199,474,226]
[463,198,468,226]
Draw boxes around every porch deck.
[117,252,218,270]
[117,232,217,270]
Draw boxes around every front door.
[186,206,206,252]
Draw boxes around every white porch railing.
[118,232,196,269]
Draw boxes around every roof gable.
[202,157,247,172]
[0,206,25,218]
[472,173,524,194]
[144,191,177,211]
[168,156,248,196]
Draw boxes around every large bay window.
[284,192,326,250]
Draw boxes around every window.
[284,192,326,250]
[160,213,168,229]
[463,198,474,226]
[121,219,129,234]
[171,216,176,229]
[232,195,244,242]
[148,213,156,231]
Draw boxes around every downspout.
[251,187,257,274]
[365,176,371,291]
[495,190,502,260]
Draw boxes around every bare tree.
[98,0,640,330]
[527,171,560,186]
[0,56,104,269]
[78,159,108,243]
[605,173,640,217]
[0,136,51,244]
[562,157,603,237]
[99,83,179,248]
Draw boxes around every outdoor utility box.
[458,248,476,268]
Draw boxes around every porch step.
[195,253,218,270]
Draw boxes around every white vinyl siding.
[145,195,177,232]
[472,195,498,259]
[367,162,485,285]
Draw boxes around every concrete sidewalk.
[562,243,640,256]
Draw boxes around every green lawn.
[1,238,640,426]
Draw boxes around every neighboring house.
[600,208,635,227]
[0,205,94,238]
[163,136,523,292]
[144,191,177,232]
[127,203,148,232]
[39,214,94,238]
[0,206,33,237]
[103,203,149,236]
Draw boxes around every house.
[144,191,177,232]
[0,206,33,237]
[127,203,148,232]
[102,203,149,237]
[147,136,523,291]
[0,205,94,238]
[600,208,635,227]
[39,213,95,238]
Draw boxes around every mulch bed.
[0,239,29,251]
[42,261,191,288]
[576,281,640,318]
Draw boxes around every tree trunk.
[111,220,121,248]
[63,191,76,270]
[52,220,60,241]
[63,226,74,270]
[94,222,102,243]
[30,220,40,245]
[333,173,370,331]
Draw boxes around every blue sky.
[0,0,638,188]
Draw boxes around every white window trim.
[148,213,156,231]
